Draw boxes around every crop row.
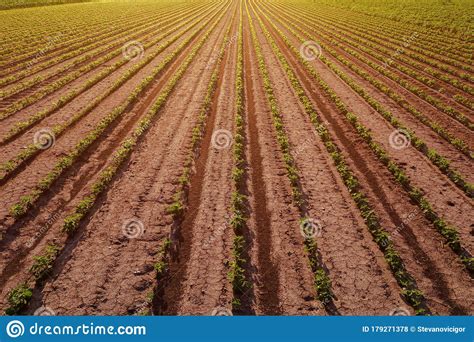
[0,9,188,100]
[0,7,216,188]
[350,7,470,46]
[0,3,218,121]
[7,3,224,221]
[0,2,177,65]
[139,4,234,313]
[333,7,473,60]
[246,1,334,307]
[298,3,472,65]
[257,3,473,274]
[4,4,227,316]
[269,4,474,132]
[317,7,474,74]
[287,3,474,87]
[260,3,473,195]
[279,3,473,78]
[228,4,251,311]
[1,8,150,68]
[309,0,471,45]
[0,2,209,86]
[266,5,473,156]
[251,0,429,314]
[0,6,157,75]
[454,95,474,111]
[1,9,180,86]
[293,9,474,95]
[0,4,215,149]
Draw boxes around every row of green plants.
[0,1,176,67]
[253,0,428,314]
[0,5,195,95]
[304,0,472,50]
[297,11,474,95]
[281,3,473,85]
[0,2,209,88]
[5,243,60,315]
[0,4,219,121]
[0,8,162,82]
[0,6,218,185]
[454,94,474,111]
[269,3,474,132]
[299,4,473,70]
[329,6,473,62]
[261,4,473,197]
[4,6,228,315]
[0,6,131,62]
[228,5,251,311]
[8,6,224,221]
[322,60,473,197]
[267,5,473,158]
[1,17,165,101]
[143,6,234,313]
[158,20,233,220]
[246,0,334,307]
[257,4,473,275]
[311,5,474,88]
[0,2,215,145]
[62,4,227,233]
[279,3,472,83]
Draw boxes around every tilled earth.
[0,0,472,316]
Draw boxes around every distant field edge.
[0,0,100,11]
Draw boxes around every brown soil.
[0,0,471,316]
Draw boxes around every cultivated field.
[0,0,472,316]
